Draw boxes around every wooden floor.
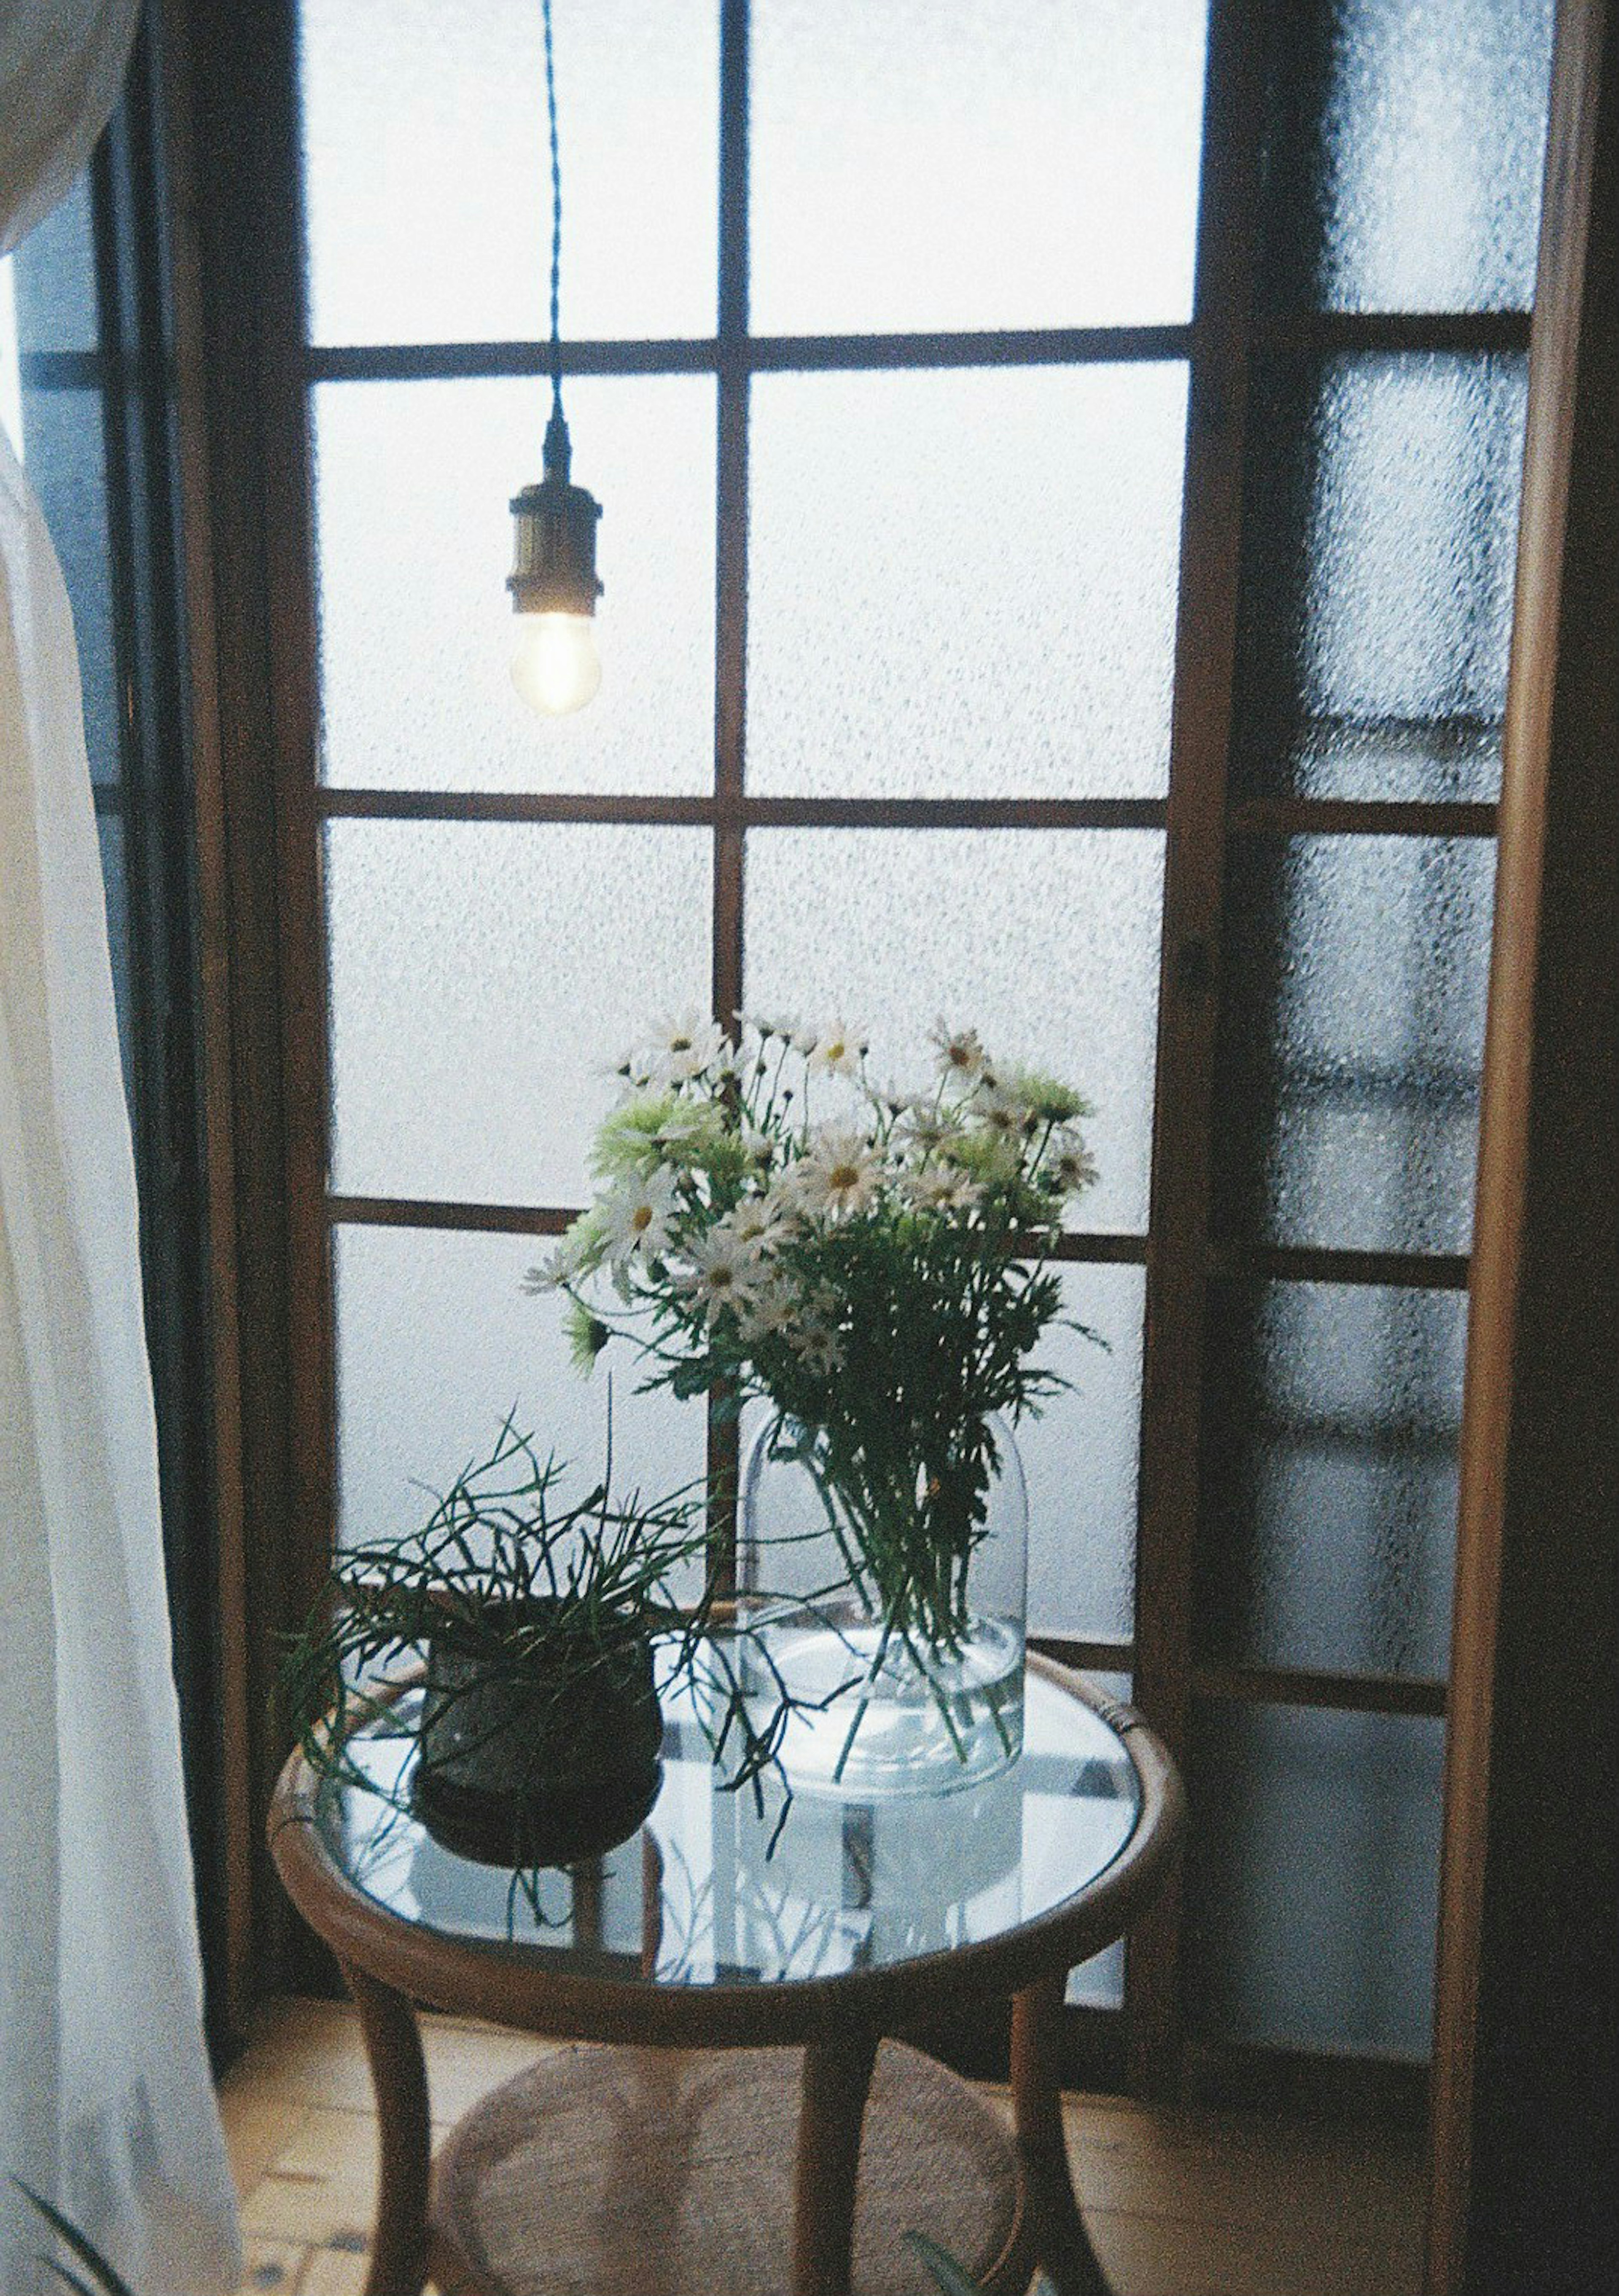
[221,1998,1424,2296]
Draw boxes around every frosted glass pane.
[17,386,120,786]
[1199,1283,1465,1677]
[9,169,98,354]
[335,1224,705,1551]
[1023,1266,1142,1642]
[1262,0,1555,312]
[299,0,718,344]
[313,377,714,795]
[97,814,133,1106]
[326,821,713,1204]
[1186,1704,1445,2058]
[751,0,1208,332]
[748,367,1189,800]
[1215,837,1495,1254]
[1234,357,1527,802]
[744,829,1164,1234]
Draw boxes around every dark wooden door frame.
[1425,1,1619,2289]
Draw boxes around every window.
[274,0,1556,2087]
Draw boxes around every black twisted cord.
[543,0,564,412]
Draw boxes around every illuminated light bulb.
[511,609,601,716]
[507,399,603,719]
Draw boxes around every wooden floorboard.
[220,1999,1423,2295]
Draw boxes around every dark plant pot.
[413,1600,663,1868]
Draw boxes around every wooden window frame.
[163,0,1550,2106]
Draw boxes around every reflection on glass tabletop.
[318,1655,1141,1989]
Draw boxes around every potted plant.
[282,1417,788,1868]
[535,1014,1101,1796]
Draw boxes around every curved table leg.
[342,1962,432,2296]
[1011,1976,1111,2296]
[793,2027,879,2296]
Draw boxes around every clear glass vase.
[736,1409,1027,1798]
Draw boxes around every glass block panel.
[14,385,121,786]
[1199,1282,1465,1677]
[1186,1702,1445,2057]
[334,1223,706,1551]
[748,366,1189,801]
[326,821,713,1205]
[1214,836,1495,1254]
[1260,0,1555,313]
[312,376,715,795]
[750,0,1208,333]
[1023,1266,1142,1643]
[743,828,1165,1235]
[1233,356,1528,803]
[299,0,718,344]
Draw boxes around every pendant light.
[508,0,602,716]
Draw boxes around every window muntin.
[290,0,1557,2075]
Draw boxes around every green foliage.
[280,1414,796,1820]
[542,1017,1105,1653]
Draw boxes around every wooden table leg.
[1011,1976,1111,2296]
[343,1962,431,2296]
[792,2027,879,2296]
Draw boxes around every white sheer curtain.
[1,7,240,2291]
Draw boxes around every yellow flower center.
[829,1162,861,1191]
[631,1203,654,1232]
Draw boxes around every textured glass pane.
[1199,1283,1465,1677]
[751,0,1208,333]
[1214,836,1495,1254]
[1065,1667,1132,2010]
[313,377,714,795]
[743,829,1165,1234]
[9,169,98,353]
[299,0,718,344]
[326,821,713,1204]
[1261,0,1555,312]
[16,386,121,786]
[334,1224,705,1551]
[1234,356,1528,802]
[1023,1267,1142,1642]
[748,366,1189,800]
[1186,1703,1445,2057]
[97,813,133,1104]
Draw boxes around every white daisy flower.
[897,1101,963,1156]
[931,1021,988,1081]
[643,1011,728,1085]
[725,1195,783,1248]
[796,1128,883,1220]
[678,1227,761,1326]
[521,1217,599,1294]
[600,1167,678,1269]
[903,1167,982,1214]
[1048,1132,1100,1195]
[793,1324,845,1377]
[738,1279,799,1343]
[805,1020,867,1078]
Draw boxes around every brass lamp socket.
[507,402,602,617]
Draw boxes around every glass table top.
[317,1661,1142,1989]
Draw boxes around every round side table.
[269,1651,1182,2296]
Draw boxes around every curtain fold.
[3,7,241,2291]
